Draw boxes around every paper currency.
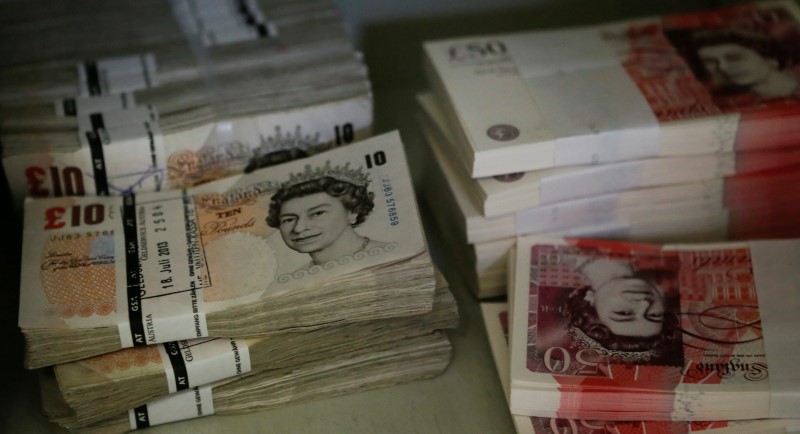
[3,95,372,208]
[420,114,765,299]
[19,131,435,368]
[0,0,337,103]
[0,0,373,212]
[509,237,800,420]
[417,92,800,218]
[420,95,800,244]
[43,331,453,433]
[53,278,458,425]
[424,1,800,177]
[481,302,800,434]
[55,282,456,427]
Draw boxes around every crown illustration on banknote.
[252,126,320,157]
[568,326,657,363]
[282,161,370,189]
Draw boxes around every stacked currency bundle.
[1,0,373,210]
[419,1,800,298]
[18,132,457,430]
[43,332,454,433]
[507,237,800,422]
[480,302,800,434]
[42,279,457,432]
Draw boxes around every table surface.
[0,87,516,434]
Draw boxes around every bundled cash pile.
[42,283,457,432]
[52,285,454,426]
[19,132,457,431]
[480,301,800,433]
[1,0,373,210]
[500,236,800,426]
[418,0,800,298]
[43,332,453,434]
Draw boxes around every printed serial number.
[382,177,399,226]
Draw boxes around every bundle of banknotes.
[481,298,800,433]
[1,0,373,212]
[418,0,800,298]
[19,131,457,431]
[496,236,800,429]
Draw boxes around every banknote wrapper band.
[129,385,214,429]
[157,338,252,394]
[77,54,158,98]
[116,193,210,347]
[167,0,278,121]
[503,28,662,166]
[750,240,800,418]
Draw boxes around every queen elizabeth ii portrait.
[266,162,387,269]
[563,258,683,365]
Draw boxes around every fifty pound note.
[478,303,800,434]
[19,131,425,349]
[510,237,800,421]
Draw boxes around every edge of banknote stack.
[1,0,374,214]
[417,0,800,299]
[20,130,458,431]
[5,1,460,430]
[418,1,800,432]
[497,236,800,428]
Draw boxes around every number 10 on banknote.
[18,132,427,357]
[509,236,800,421]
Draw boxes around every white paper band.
[54,93,135,117]
[76,107,167,195]
[129,385,214,429]
[750,240,800,418]
[505,29,661,166]
[116,194,210,348]
[503,28,620,77]
[171,0,276,47]
[76,106,159,136]
[78,54,157,97]
[157,338,252,393]
[539,161,643,205]
[515,195,619,234]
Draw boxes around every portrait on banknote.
[524,240,771,394]
[532,246,684,367]
[662,3,800,109]
[266,161,389,273]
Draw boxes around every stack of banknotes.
[1,0,373,211]
[491,236,800,431]
[418,0,800,298]
[18,128,457,430]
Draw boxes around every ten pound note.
[18,131,435,369]
[509,237,800,421]
[2,96,372,211]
